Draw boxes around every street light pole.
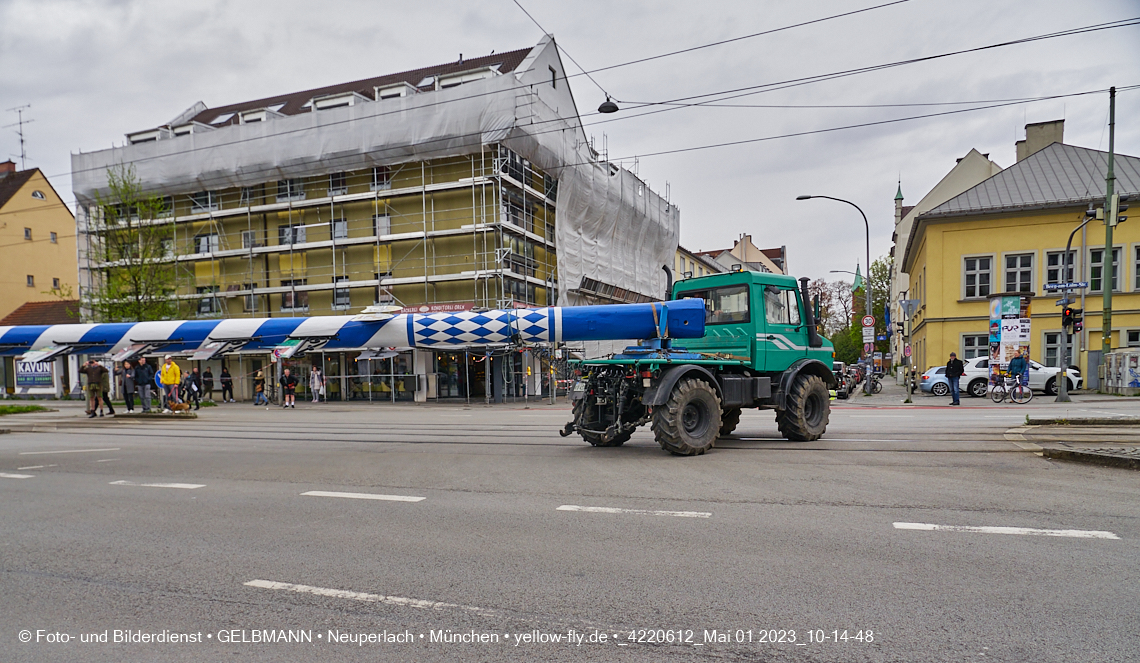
[800,195,872,392]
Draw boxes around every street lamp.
[598,96,619,113]
[800,195,873,392]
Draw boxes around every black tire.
[931,382,949,397]
[990,384,1006,403]
[651,378,721,456]
[573,398,630,447]
[871,379,882,394]
[719,407,742,437]
[1045,377,1057,396]
[777,375,830,441]
[968,379,988,398]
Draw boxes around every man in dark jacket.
[136,359,154,413]
[946,352,965,406]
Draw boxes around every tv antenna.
[4,105,33,169]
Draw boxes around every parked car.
[919,366,950,396]
[961,357,1082,397]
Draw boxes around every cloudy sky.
[2,0,1138,282]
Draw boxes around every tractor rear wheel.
[776,374,830,441]
[719,407,742,437]
[652,378,721,456]
[573,399,630,447]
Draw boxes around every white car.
[960,357,1081,397]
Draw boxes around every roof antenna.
[4,105,33,170]
[458,53,463,64]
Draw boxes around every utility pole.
[4,105,33,169]
[1102,87,1117,360]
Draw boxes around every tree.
[84,166,179,322]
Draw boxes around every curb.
[112,412,198,420]
[1043,447,1140,469]
[1027,417,1140,426]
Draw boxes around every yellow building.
[675,245,725,281]
[0,162,77,319]
[901,136,1140,384]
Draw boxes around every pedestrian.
[202,366,214,402]
[1008,349,1029,387]
[123,360,136,413]
[183,367,202,411]
[136,358,153,413]
[159,355,181,412]
[309,366,325,403]
[80,359,107,418]
[280,368,298,408]
[100,363,116,416]
[220,366,234,402]
[253,370,268,405]
[945,352,964,406]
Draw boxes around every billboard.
[16,360,54,388]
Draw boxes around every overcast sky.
[2,0,1138,283]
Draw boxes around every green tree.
[851,255,893,355]
[85,166,179,322]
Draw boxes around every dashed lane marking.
[894,522,1119,539]
[0,473,34,479]
[19,448,120,455]
[16,464,55,470]
[109,480,204,490]
[244,580,496,616]
[557,505,711,518]
[301,490,425,502]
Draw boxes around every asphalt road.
[1,397,1137,662]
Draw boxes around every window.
[278,224,306,246]
[504,277,537,305]
[50,231,57,243]
[964,256,991,298]
[1046,250,1075,286]
[23,227,31,240]
[31,190,45,200]
[762,285,800,326]
[26,275,34,287]
[243,283,259,313]
[197,286,219,314]
[1044,331,1074,367]
[1005,253,1033,293]
[1134,246,1140,290]
[333,276,351,308]
[549,65,557,88]
[374,214,391,237]
[240,186,262,207]
[241,230,263,249]
[1090,247,1120,292]
[161,239,174,258]
[276,178,305,202]
[194,233,219,254]
[371,166,391,191]
[281,279,308,311]
[1127,330,1140,347]
[677,285,751,325]
[962,334,989,359]
[333,218,348,240]
[52,277,60,290]
[329,172,347,196]
[190,191,218,213]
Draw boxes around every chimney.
[1016,120,1064,162]
[0,160,15,178]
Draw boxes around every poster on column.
[989,295,1031,385]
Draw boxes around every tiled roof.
[0,169,37,210]
[183,48,533,129]
[919,143,1140,219]
[0,300,80,326]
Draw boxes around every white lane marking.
[302,490,425,502]
[894,522,1119,540]
[110,480,204,490]
[19,448,120,455]
[95,458,120,463]
[557,505,711,518]
[17,464,56,470]
[244,580,496,616]
[0,473,34,479]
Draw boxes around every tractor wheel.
[573,399,630,447]
[652,378,721,456]
[776,374,830,441]
[719,407,742,437]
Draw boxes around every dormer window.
[436,65,501,90]
[210,113,235,126]
[375,83,418,100]
[240,108,284,124]
[31,190,45,200]
[312,92,369,111]
[126,128,171,144]
[172,122,213,136]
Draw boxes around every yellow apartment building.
[902,139,1140,382]
[0,162,77,320]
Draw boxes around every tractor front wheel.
[652,378,721,456]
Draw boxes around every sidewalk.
[832,379,1127,407]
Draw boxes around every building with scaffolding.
[70,36,678,402]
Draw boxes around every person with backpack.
[202,367,215,402]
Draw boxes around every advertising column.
[988,294,1032,387]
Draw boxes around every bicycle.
[867,374,883,394]
[990,374,1032,404]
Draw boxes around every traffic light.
[1073,308,1083,333]
[1117,194,1130,225]
[1062,306,1074,328]
[895,321,905,333]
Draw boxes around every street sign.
[876,334,887,341]
[864,343,872,354]
[903,345,912,357]
[861,315,876,327]
[862,327,875,342]
[1043,282,1089,291]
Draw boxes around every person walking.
[100,363,115,416]
[202,367,214,402]
[309,366,325,403]
[183,367,202,411]
[280,368,298,408]
[122,360,137,413]
[136,359,154,413]
[253,370,268,405]
[80,359,107,418]
[220,366,234,403]
[159,355,181,412]
[945,352,965,406]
